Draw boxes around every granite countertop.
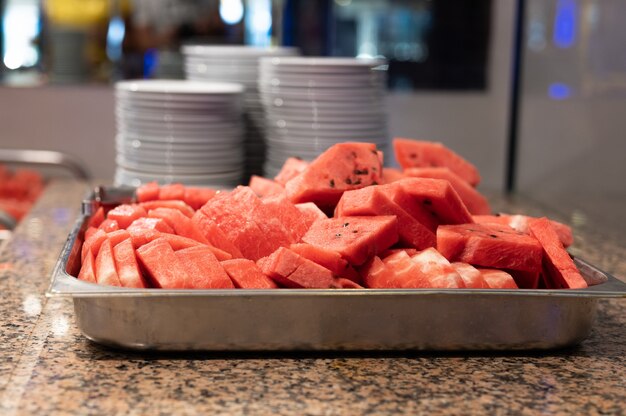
[0,180,624,415]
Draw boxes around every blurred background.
[0,0,624,227]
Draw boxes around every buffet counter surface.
[0,180,624,415]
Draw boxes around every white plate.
[115,90,244,104]
[115,109,241,124]
[115,168,243,188]
[259,56,386,71]
[117,135,243,150]
[116,156,244,175]
[115,79,244,95]
[182,45,298,57]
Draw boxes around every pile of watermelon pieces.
[0,165,45,227]
[77,138,588,290]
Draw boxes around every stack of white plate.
[258,57,389,177]
[114,80,245,188]
[181,45,299,178]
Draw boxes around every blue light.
[553,0,577,48]
[548,83,571,100]
[106,16,126,61]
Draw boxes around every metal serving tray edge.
[46,187,626,351]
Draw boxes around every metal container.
[47,187,626,351]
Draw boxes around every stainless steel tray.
[47,187,626,351]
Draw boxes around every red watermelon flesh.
[105,229,131,247]
[393,138,481,186]
[479,268,518,289]
[361,256,398,288]
[285,142,383,211]
[221,258,278,289]
[82,228,108,262]
[78,248,97,283]
[260,247,337,288]
[148,207,209,244]
[437,223,543,272]
[136,181,160,202]
[380,251,432,288]
[135,238,191,288]
[107,204,148,229]
[302,216,398,266]
[127,217,174,234]
[335,186,435,250]
[98,218,120,233]
[409,248,466,288]
[112,238,146,288]
[128,229,202,251]
[295,202,327,228]
[381,167,405,184]
[390,178,473,226]
[249,175,285,198]
[84,226,98,242]
[381,248,419,258]
[158,183,185,201]
[528,217,587,289]
[139,200,195,218]
[274,157,309,186]
[183,187,217,210]
[175,246,234,289]
[201,187,282,260]
[376,182,438,231]
[261,193,310,243]
[404,167,490,215]
[473,214,573,248]
[94,239,122,287]
[87,207,105,228]
[290,243,360,282]
[191,211,243,258]
[451,262,489,289]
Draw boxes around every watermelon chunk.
[393,138,481,186]
[107,204,148,229]
[404,167,490,215]
[437,223,543,272]
[191,211,243,258]
[112,238,146,288]
[295,202,327,228]
[361,256,397,288]
[261,193,310,243]
[94,239,122,287]
[128,228,203,251]
[87,206,105,228]
[274,157,309,186]
[159,183,186,201]
[136,181,160,202]
[127,217,175,234]
[148,207,209,244]
[285,142,383,212]
[84,226,98,243]
[336,278,363,288]
[290,243,360,282]
[479,268,518,289]
[249,175,285,198]
[473,214,573,248]
[259,247,337,288]
[528,217,587,289]
[336,186,435,250]
[301,216,398,266]
[451,262,489,288]
[105,229,131,247]
[221,258,278,289]
[135,238,191,289]
[381,167,405,184]
[175,246,234,289]
[139,200,195,218]
[98,218,120,233]
[408,248,466,288]
[77,248,97,283]
[389,178,473,227]
[82,228,108,262]
[183,187,217,210]
[200,187,290,260]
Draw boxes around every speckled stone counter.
[0,180,624,415]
